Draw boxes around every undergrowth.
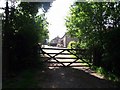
[91,66,120,83]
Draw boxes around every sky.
[0,0,6,13]
[0,0,20,13]
[45,0,74,41]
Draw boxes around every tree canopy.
[65,2,120,78]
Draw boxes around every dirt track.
[35,67,117,88]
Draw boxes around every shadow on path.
[35,67,117,88]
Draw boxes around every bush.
[67,41,77,49]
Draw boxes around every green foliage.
[65,2,120,80]
[78,41,87,49]
[67,41,76,49]
[91,66,119,82]
[2,2,49,76]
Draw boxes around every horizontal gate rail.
[47,64,89,67]
[47,61,86,63]
[41,47,87,51]
[40,57,78,59]
[55,57,77,59]
[39,53,70,55]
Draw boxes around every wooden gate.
[39,46,91,67]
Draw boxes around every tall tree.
[65,2,120,76]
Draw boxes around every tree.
[65,2,120,76]
[2,2,49,76]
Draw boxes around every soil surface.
[34,66,118,88]
[3,64,119,88]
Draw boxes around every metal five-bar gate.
[39,47,91,67]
